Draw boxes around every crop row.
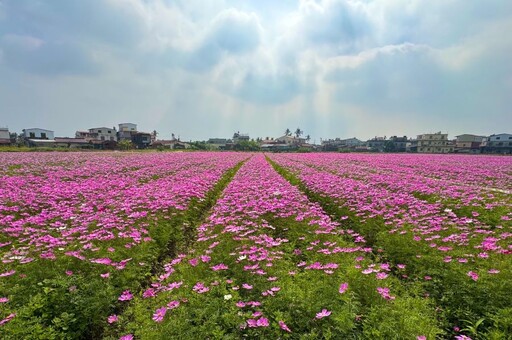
[112,154,442,339]
[268,153,512,338]
[0,152,246,338]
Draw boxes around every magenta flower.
[211,263,228,271]
[376,287,395,300]
[339,282,349,294]
[316,309,331,319]
[167,300,180,309]
[152,307,167,323]
[107,315,118,324]
[0,313,16,326]
[279,320,292,332]
[119,334,134,340]
[467,271,479,281]
[118,290,133,301]
[143,288,156,298]
[192,282,210,294]
[0,297,9,303]
[417,336,427,340]
[0,270,15,277]
[247,317,269,328]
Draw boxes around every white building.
[0,127,10,145]
[88,127,117,141]
[276,135,306,145]
[22,128,54,140]
[417,132,453,153]
[0,127,9,140]
[482,133,512,154]
[118,123,137,132]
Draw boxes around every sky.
[0,0,511,142]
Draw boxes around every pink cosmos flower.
[339,282,349,294]
[0,297,9,303]
[376,287,395,300]
[247,317,269,328]
[0,313,16,326]
[0,270,15,277]
[100,272,110,278]
[211,263,228,271]
[167,300,180,309]
[242,283,253,290]
[119,334,134,340]
[488,269,500,274]
[152,307,167,323]
[467,271,479,281]
[257,317,269,327]
[107,315,118,324]
[193,282,210,294]
[316,309,331,319]
[417,336,427,340]
[376,272,388,280]
[143,288,156,298]
[118,290,133,301]
[279,320,292,332]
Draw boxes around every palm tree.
[306,135,311,142]
[285,128,291,136]
[295,128,303,138]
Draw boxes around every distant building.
[22,128,54,140]
[481,133,512,154]
[321,137,364,151]
[388,136,408,152]
[132,132,152,149]
[275,135,305,145]
[0,127,10,146]
[118,123,138,141]
[208,138,228,144]
[367,137,386,152]
[88,127,117,141]
[75,131,92,140]
[455,134,485,154]
[152,140,190,149]
[54,138,91,149]
[406,139,418,153]
[417,132,453,153]
[118,123,137,132]
[233,132,250,144]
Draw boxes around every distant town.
[0,123,511,154]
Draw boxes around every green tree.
[118,140,134,150]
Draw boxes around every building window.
[108,130,111,134]
[29,132,36,138]
[496,137,500,140]
[41,133,47,139]
[98,130,102,133]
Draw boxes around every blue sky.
[0,0,511,141]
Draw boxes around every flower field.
[1,152,511,339]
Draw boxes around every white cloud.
[1,0,511,140]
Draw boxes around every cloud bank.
[0,0,511,140]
